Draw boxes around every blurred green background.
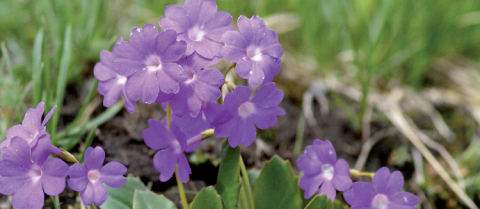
[2,0,480,208]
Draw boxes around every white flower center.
[30,165,42,182]
[117,75,127,84]
[372,194,389,209]
[238,102,256,118]
[247,47,263,61]
[88,170,101,183]
[322,164,334,180]
[144,55,163,72]
[189,26,205,41]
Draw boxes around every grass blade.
[51,25,71,143]
[32,28,44,105]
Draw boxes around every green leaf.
[247,169,260,191]
[253,155,302,209]
[216,139,241,209]
[133,189,176,209]
[301,189,315,209]
[304,194,333,209]
[190,186,223,209]
[102,176,147,209]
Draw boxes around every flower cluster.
[298,139,420,208]
[93,0,285,183]
[0,102,127,208]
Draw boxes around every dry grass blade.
[354,128,395,170]
[378,99,477,209]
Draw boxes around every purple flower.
[222,15,283,87]
[159,0,235,59]
[0,101,56,150]
[142,118,202,183]
[112,24,187,104]
[211,82,285,148]
[156,52,224,117]
[94,47,136,113]
[67,147,127,206]
[343,167,419,209]
[297,139,352,201]
[0,137,69,209]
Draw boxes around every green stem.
[349,168,375,178]
[223,62,236,77]
[168,104,188,209]
[239,156,255,209]
[90,203,98,209]
[50,196,60,209]
[167,103,172,131]
[239,185,249,209]
[176,167,189,209]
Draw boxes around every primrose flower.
[222,15,283,87]
[94,47,136,113]
[159,0,235,58]
[156,52,224,117]
[297,139,352,201]
[211,82,285,148]
[112,24,187,104]
[0,101,56,151]
[67,147,127,207]
[142,119,202,183]
[343,167,419,209]
[0,137,69,209]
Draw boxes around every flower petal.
[12,181,44,209]
[204,11,235,42]
[159,5,191,33]
[372,167,404,195]
[142,119,177,150]
[299,174,325,199]
[176,154,191,183]
[85,147,105,170]
[100,162,127,188]
[155,30,187,63]
[251,107,285,130]
[343,182,376,207]
[153,148,178,182]
[250,82,284,107]
[318,181,336,202]
[41,158,69,195]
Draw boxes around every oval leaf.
[102,176,147,209]
[216,139,241,209]
[254,155,302,209]
[304,194,333,209]
[190,186,223,209]
[133,189,176,209]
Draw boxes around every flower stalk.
[240,155,255,209]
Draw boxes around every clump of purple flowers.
[0,102,128,208]
[90,0,286,183]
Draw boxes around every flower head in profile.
[94,47,136,113]
[112,24,187,104]
[142,119,203,183]
[297,139,352,201]
[0,137,69,209]
[222,15,283,87]
[67,147,127,207]
[343,167,419,209]
[211,82,285,148]
[159,0,235,58]
[0,101,56,151]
